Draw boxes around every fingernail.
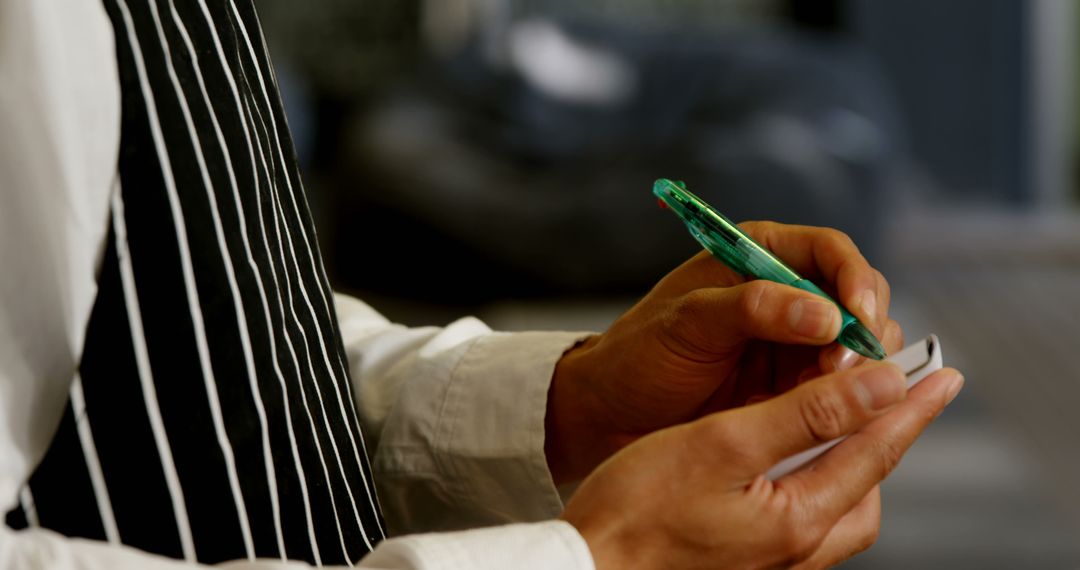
[855,363,906,410]
[830,346,862,371]
[789,298,838,339]
[946,372,965,404]
[859,290,878,324]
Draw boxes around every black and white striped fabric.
[5,0,385,564]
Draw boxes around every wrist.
[563,513,629,570]
[545,334,614,484]
[561,483,651,570]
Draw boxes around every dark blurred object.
[257,0,423,99]
[331,25,903,302]
[785,0,847,31]
[262,3,910,304]
[851,0,1030,204]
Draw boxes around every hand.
[547,222,898,482]
[560,361,965,570]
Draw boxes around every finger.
[874,270,892,334]
[819,319,902,373]
[707,361,908,471]
[843,266,892,338]
[793,488,881,570]
[651,250,748,299]
[671,281,842,354]
[881,319,903,355]
[819,346,863,374]
[782,368,964,524]
[740,221,888,332]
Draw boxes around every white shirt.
[0,0,594,567]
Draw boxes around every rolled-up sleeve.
[333,294,591,534]
[361,521,592,570]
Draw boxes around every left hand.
[560,360,963,570]
[545,221,901,483]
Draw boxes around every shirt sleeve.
[1,521,594,570]
[333,294,594,535]
[0,0,120,520]
[360,521,593,570]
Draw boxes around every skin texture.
[561,362,962,570]
[546,222,964,569]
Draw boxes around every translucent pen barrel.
[655,178,884,359]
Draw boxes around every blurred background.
[258,0,1080,566]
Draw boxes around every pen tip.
[839,322,888,360]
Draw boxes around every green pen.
[653,178,886,360]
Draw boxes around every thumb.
[671,281,842,354]
[701,361,907,473]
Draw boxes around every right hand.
[560,361,964,570]
[546,224,897,485]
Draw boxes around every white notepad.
[766,335,944,480]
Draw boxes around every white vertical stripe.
[191,0,361,562]
[144,0,283,558]
[233,0,370,442]
[245,3,370,402]
[112,0,254,559]
[70,374,121,545]
[169,4,316,562]
[111,188,196,561]
[244,100,355,566]
[187,1,328,561]
[19,486,38,528]
[229,5,385,539]
[241,92,371,556]
[267,180,371,555]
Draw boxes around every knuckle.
[700,415,736,445]
[924,398,945,422]
[671,290,711,328]
[799,387,851,442]
[738,220,764,235]
[875,269,891,296]
[664,294,710,352]
[685,287,716,313]
[700,417,738,450]
[736,281,770,321]
[887,319,904,348]
[696,418,753,464]
[823,227,858,251]
[829,227,855,250]
[869,436,906,478]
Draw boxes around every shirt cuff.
[370,328,593,535]
[438,331,591,523]
[361,520,594,570]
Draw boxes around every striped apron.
[5,0,385,565]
